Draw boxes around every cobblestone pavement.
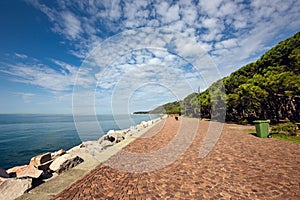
[54,117,300,199]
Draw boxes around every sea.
[0,114,161,169]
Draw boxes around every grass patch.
[245,126,300,144]
[271,134,300,144]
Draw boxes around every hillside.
[133,101,181,115]
[148,32,300,123]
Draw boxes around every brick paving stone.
[53,117,300,199]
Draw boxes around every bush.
[271,122,298,136]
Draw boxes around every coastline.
[1,115,166,200]
[2,116,300,199]
[0,114,162,170]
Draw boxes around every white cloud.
[14,53,28,59]
[218,1,237,17]
[14,0,300,113]
[104,0,122,21]
[13,92,35,103]
[26,0,300,72]
[2,64,73,91]
[198,0,223,16]
[200,17,224,42]
[202,17,218,29]
[61,11,82,40]
[215,38,238,49]
[163,4,181,24]
[0,59,93,92]
[70,28,219,114]
[179,0,198,25]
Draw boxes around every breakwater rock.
[0,117,162,200]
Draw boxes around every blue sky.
[0,0,299,114]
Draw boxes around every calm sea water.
[0,114,160,169]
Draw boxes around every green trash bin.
[253,120,270,138]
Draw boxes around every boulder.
[49,154,84,174]
[98,135,106,144]
[37,161,53,171]
[29,152,51,167]
[100,140,114,149]
[7,165,43,179]
[105,131,125,143]
[107,129,115,134]
[141,121,148,127]
[30,152,61,171]
[51,149,65,160]
[0,168,9,178]
[0,177,32,200]
[135,124,143,131]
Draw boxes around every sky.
[0,0,299,114]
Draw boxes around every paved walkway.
[54,117,300,199]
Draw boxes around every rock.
[78,145,103,156]
[0,168,9,178]
[105,131,125,143]
[51,149,65,160]
[49,154,84,174]
[135,124,143,131]
[37,161,53,171]
[0,177,32,200]
[141,121,148,127]
[100,140,114,149]
[7,165,43,179]
[29,152,53,171]
[107,129,115,134]
[98,135,106,144]
[29,152,51,167]
[0,177,4,185]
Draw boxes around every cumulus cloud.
[156,2,180,24]
[9,0,300,113]
[26,0,300,72]
[70,28,215,114]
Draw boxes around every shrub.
[271,122,298,136]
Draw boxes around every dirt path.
[54,117,300,199]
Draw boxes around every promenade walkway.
[54,117,300,199]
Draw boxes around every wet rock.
[7,165,43,179]
[0,177,32,200]
[49,154,84,174]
